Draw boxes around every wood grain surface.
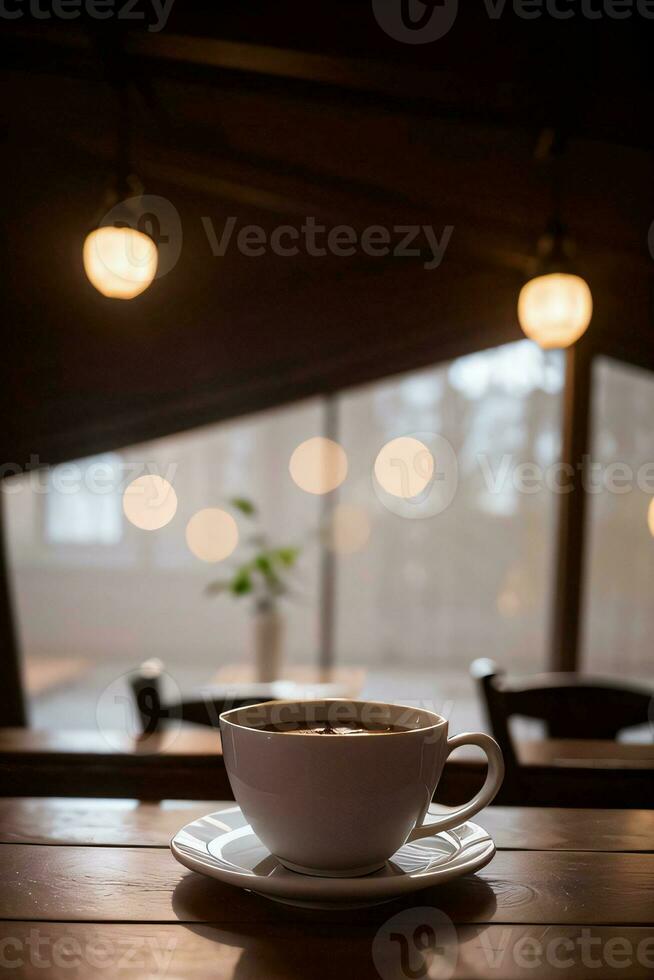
[2,843,653,925]
[0,922,653,980]
[1,801,652,979]
[1,799,653,852]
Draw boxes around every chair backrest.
[129,662,270,735]
[471,658,653,772]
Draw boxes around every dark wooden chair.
[471,658,653,805]
[129,659,275,735]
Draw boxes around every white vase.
[254,604,283,682]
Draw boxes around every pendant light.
[83,184,158,300]
[518,131,592,349]
[83,64,158,300]
[518,218,592,349]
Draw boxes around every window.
[5,400,323,728]
[335,340,563,725]
[45,453,123,545]
[5,345,564,732]
[582,357,654,682]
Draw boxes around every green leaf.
[255,554,273,575]
[273,547,299,567]
[230,570,253,595]
[254,556,283,592]
[230,497,256,516]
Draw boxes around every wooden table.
[3,730,654,806]
[519,739,654,769]
[1,800,653,978]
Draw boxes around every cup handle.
[407,732,504,842]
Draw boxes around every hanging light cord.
[116,77,132,191]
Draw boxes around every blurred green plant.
[205,498,300,610]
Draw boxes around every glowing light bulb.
[83,225,158,299]
[518,272,592,349]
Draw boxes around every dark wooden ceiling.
[2,5,653,467]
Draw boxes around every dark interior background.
[1,3,653,730]
[2,3,653,469]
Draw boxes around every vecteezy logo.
[372,0,459,44]
[96,663,183,753]
[99,194,183,280]
[372,431,459,520]
[372,907,458,980]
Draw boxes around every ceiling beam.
[5,25,654,149]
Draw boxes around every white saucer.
[170,806,495,909]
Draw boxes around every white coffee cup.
[220,698,504,877]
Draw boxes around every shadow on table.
[172,872,498,979]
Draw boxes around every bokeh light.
[185,508,239,562]
[373,436,434,499]
[122,474,178,530]
[289,437,348,494]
